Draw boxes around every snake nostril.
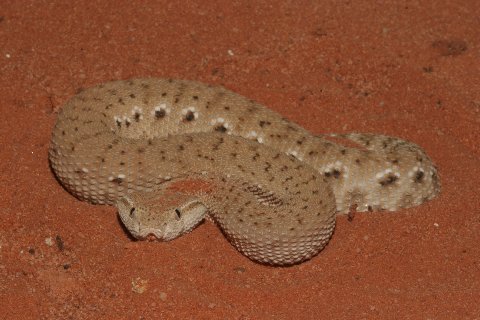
[130,207,136,217]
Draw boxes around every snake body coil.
[49,78,440,265]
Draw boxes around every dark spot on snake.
[184,110,195,121]
[324,169,341,179]
[224,106,230,110]
[112,177,123,184]
[130,207,135,217]
[120,150,126,155]
[134,112,141,121]
[129,93,136,98]
[177,144,184,151]
[379,174,398,186]
[264,162,271,172]
[119,161,125,165]
[259,120,271,127]
[118,98,125,105]
[286,125,298,131]
[155,109,166,119]
[341,149,346,155]
[214,124,227,132]
[74,169,87,177]
[414,170,425,183]
[355,158,361,164]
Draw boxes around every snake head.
[116,190,207,241]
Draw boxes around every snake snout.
[146,234,159,241]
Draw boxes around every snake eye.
[174,208,182,220]
[130,207,136,217]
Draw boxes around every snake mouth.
[145,234,159,241]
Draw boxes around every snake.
[48,78,441,265]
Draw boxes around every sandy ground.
[1,1,479,319]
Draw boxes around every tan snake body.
[49,78,440,265]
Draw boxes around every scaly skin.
[49,78,441,265]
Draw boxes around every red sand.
[1,1,479,319]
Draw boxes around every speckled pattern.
[49,78,440,265]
